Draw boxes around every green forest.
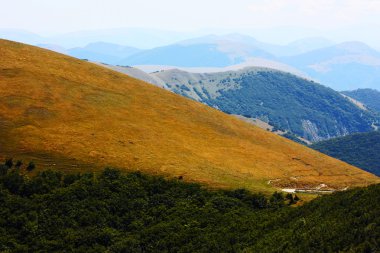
[175,70,380,142]
[342,89,380,113]
[311,131,380,176]
[0,161,379,252]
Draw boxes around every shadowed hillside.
[311,131,380,176]
[0,167,379,252]
[0,39,378,192]
[342,88,380,113]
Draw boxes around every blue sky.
[1,0,380,46]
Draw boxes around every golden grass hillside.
[0,39,378,192]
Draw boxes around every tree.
[286,193,294,205]
[15,160,23,169]
[27,162,36,172]
[270,191,285,207]
[2,170,25,194]
[5,158,13,168]
[0,164,9,176]
[100,168,121,180]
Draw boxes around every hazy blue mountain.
[37,44,68,54]
[71,42,141,58]
[6,29,376,91]
[119,43,264,67]
[178,33,263,48]
[118,34,327,67]
[0,29,45,45]
[0,28,198,49]
[309,63,380,91]
[282,41,380,66]
[281,42,380,90]
[311,131,380,176]
[271,37,334,56]
[46,28,196,48]
[120,34,327,68]
[342,89,380,113]
[67,42,140,64]
[179,34,334,56]
[144,67,380,142]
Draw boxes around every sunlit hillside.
[0,39,378,192]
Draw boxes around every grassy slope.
[0,39,378,192]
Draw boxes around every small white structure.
[282,188,296,193]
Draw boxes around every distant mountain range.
[83,35,380,91]
[120,43,252,67]
[311,131,380,176]
[38,42,141,65]
[117,34,333,67]
[2,29,379,91]
[342,89,380,113]
[101,64,380,142]
[0,28,194,48]
[116,34,333,69]
[66,42,141,65]
[281,42,380,90]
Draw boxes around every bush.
[15,160,23,169]
[26,162,36,172]
[5,158,13,168]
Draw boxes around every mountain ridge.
[67,42,140,64]
[6,30,379,91]
[1,39,378,192]
[103,65,380,142]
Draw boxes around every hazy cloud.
[0,0,379,48]
[248,0,380,28]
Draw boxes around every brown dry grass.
[0,39,378,193]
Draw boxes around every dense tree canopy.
[170,70,379,142]
[342,89,380,113]
[0,162,379,252]
[311,131,380,176]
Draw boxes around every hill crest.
[0,39,378,192]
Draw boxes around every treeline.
[0,161,379,252]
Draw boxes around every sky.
[1,0,380,47]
